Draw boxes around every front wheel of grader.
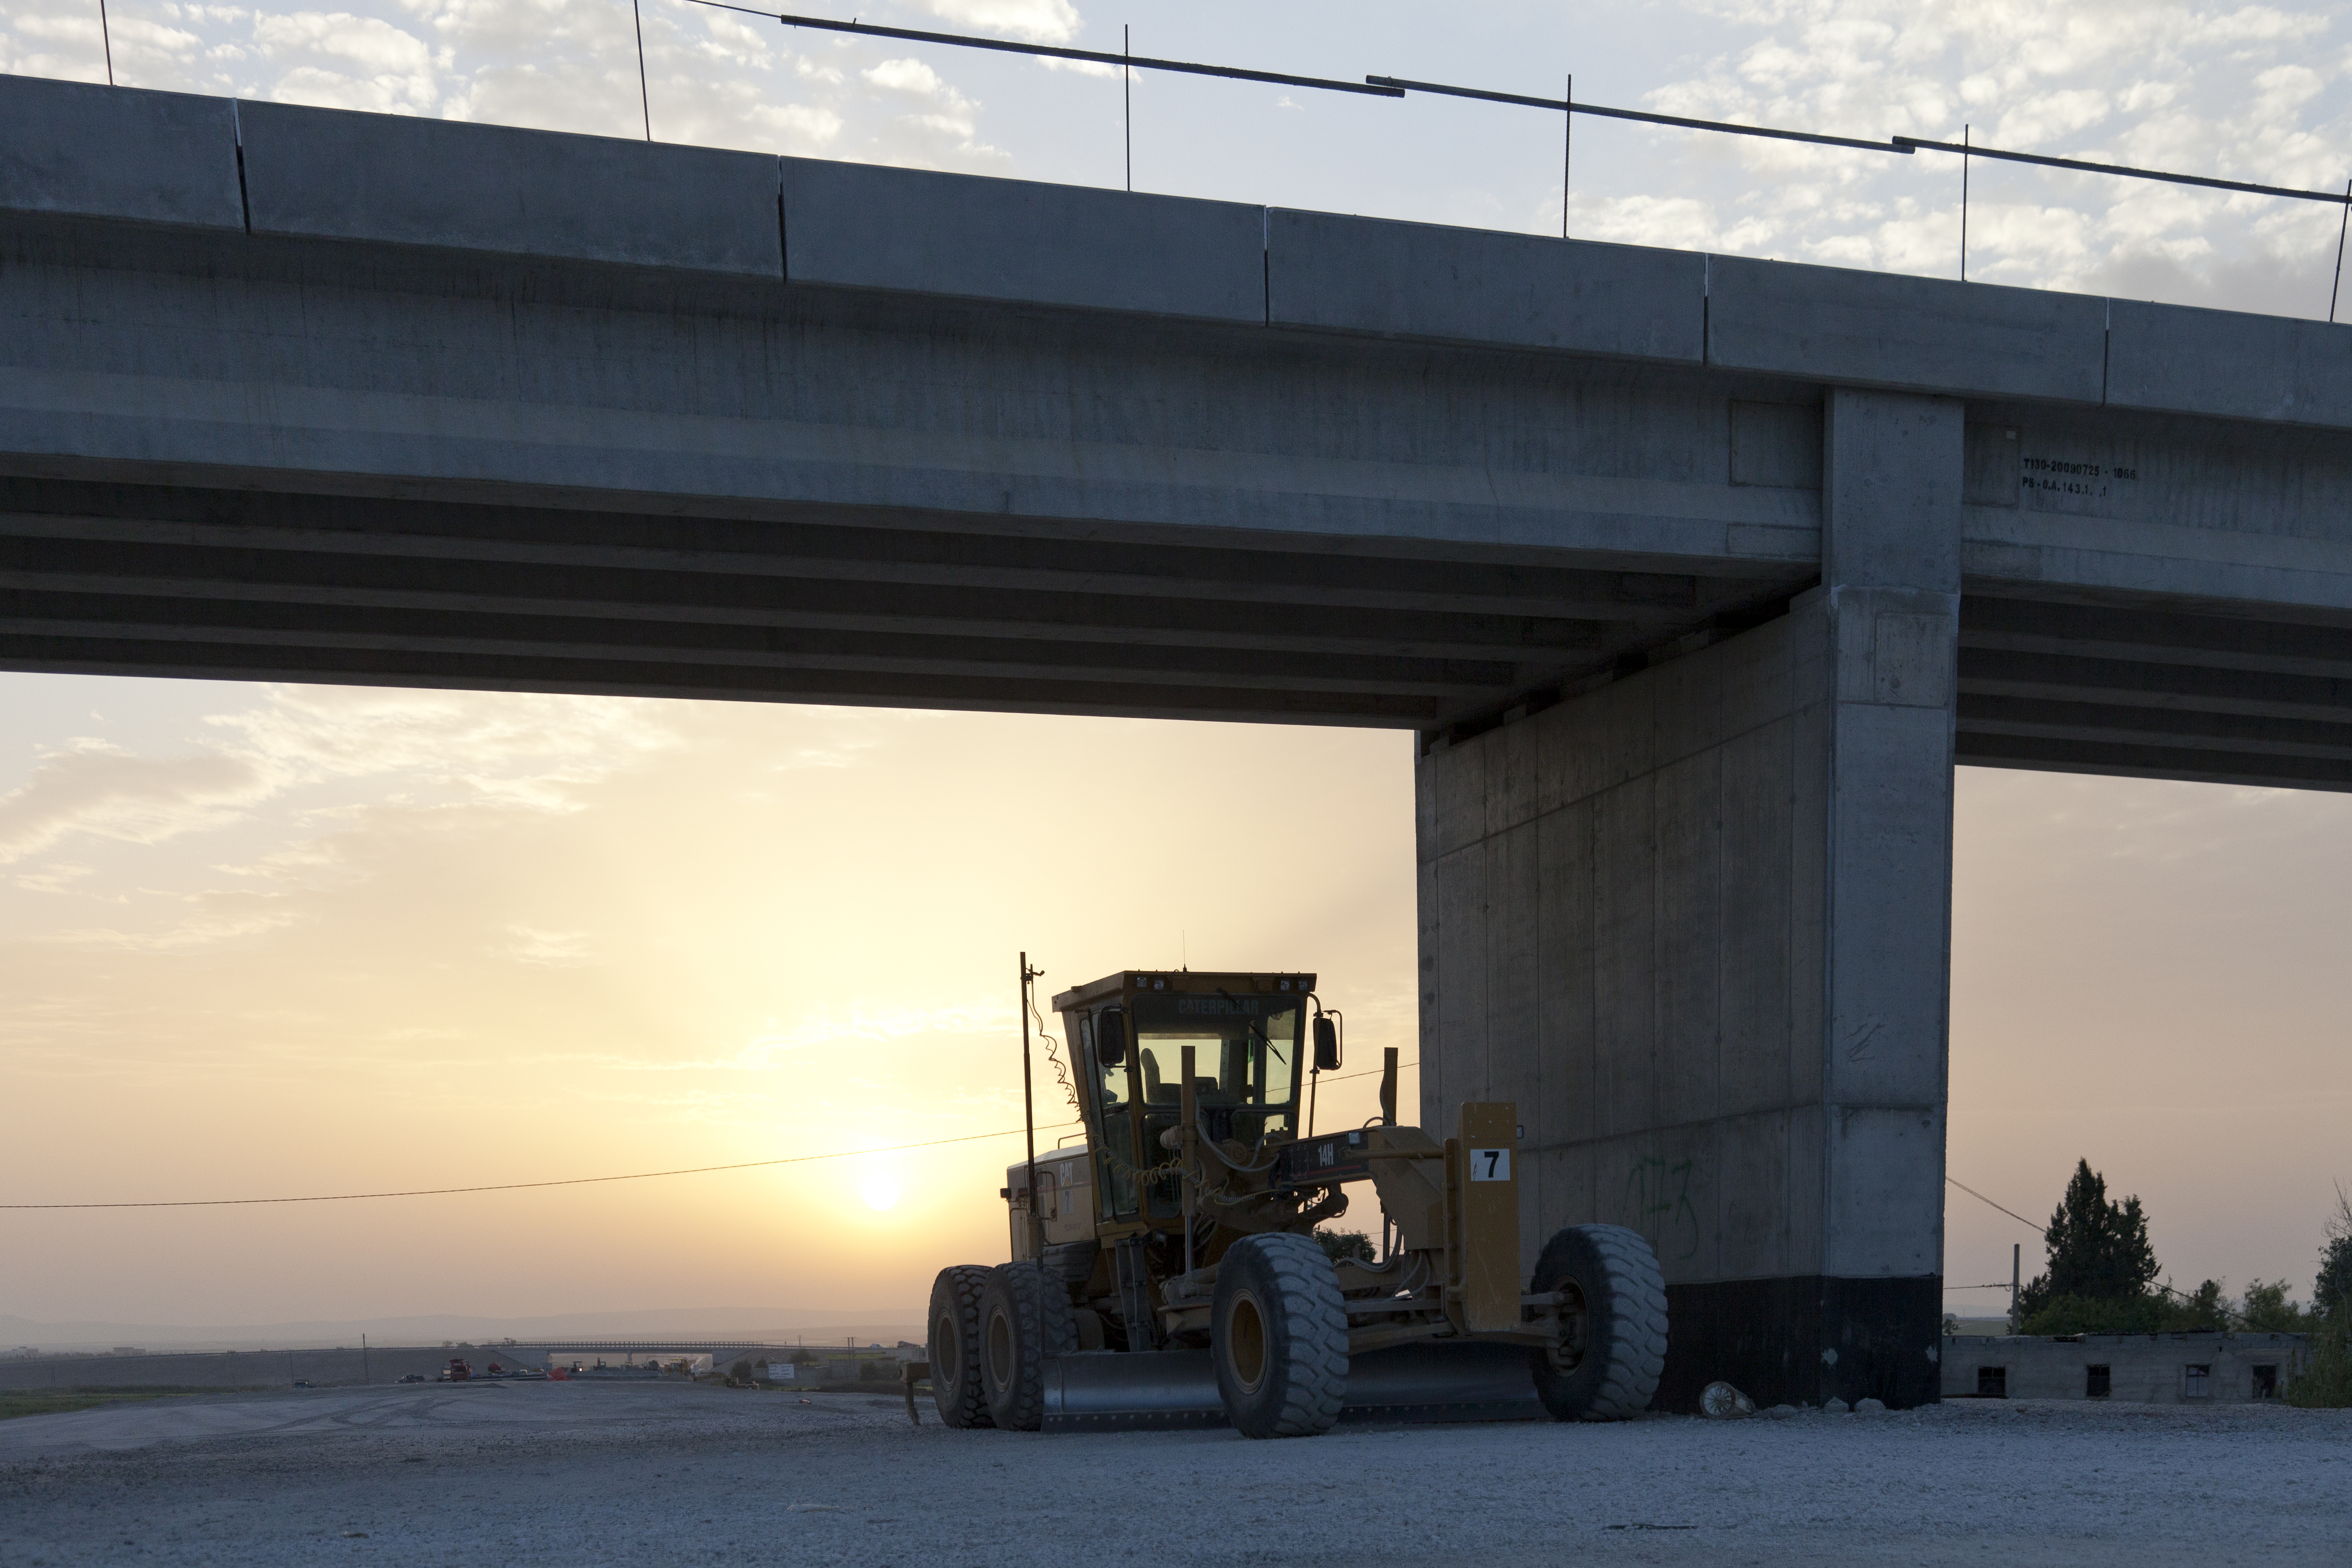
[927,1264,997,1428]
[977,1261,1078,1431]
[1527,1223,1670,1420]
[1211,1233,1350,1439]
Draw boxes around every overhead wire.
[667,7,2347,211]
[1944,1172,2254,1327]
[2,1058,1418,1211]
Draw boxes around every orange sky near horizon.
[0,673,2345,1334]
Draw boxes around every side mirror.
[1312,1015,1340,1072]
[1097,1007,1128,1069]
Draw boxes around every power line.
[742,5,1402,97]
[1368,74,1910,156]
[1895,135,2352,205]
[1947,1175,2043,1232]
[0,1125,1078,1210]
[1944,1174,2252,1326]
[695,8,2348,211]
[1,1058,1420,1210]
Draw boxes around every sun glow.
[861,1172,902,1212]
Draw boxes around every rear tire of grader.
[927,1264,997,1429]
[1211,1233,1349,1439]
[977,1261,1078,1431]
[1527,1223,1669,1420]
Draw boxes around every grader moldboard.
[919,965,1669,1438]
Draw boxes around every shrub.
[857,1359,892,1382]
[2285,1319,2352,1409]
[2020,1293,2168,1336]
[1315,1229,1376,1264]
[2240,1279,2313,1333]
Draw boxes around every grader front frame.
[920,967,1668,1437]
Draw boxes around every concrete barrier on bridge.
[237,101,784,278]
[782,158,1263,321]
[1705,254,2109,403]
[1265,209,1705,361]
[0,76,243,232]
[2106,297,2352,428]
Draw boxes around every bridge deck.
[2,73,2347,787]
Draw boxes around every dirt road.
[1,1382,2342,1565]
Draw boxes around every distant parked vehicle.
[438,1359,474,1382]
[396,1374,427,1384]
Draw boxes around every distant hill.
[0,1305,924,1352]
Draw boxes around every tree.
[2318,1186,2352,1324]
[2161,1279,2229,1332]
[1315,1228,1376,1264]
[2017,1160,2160,1320]
[2240,1279,2309,1333]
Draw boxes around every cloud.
[916,0,1080,45]
[0,687,677,871]
[1035,54,1119,79]
[504,924,593,966]
[863,56,950,96]
[250,10,439,112]
[0,743,270,865]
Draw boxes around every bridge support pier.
[1416,389,1960,1409]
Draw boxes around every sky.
[0,0,2349,1336]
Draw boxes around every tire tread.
[981,1261,1077,1431]
[1216,1232,1348,1438]
[928,1263,996,1429]
[1529,1223,1669,1421]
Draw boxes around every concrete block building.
[1945,1333,2311,1402]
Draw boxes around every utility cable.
[0,1123,1081,1210]
[1946,1175,2041,1232]
[687,5,2350,212]
[2,1058,1418,1211]
[1944,1173,2253,1327]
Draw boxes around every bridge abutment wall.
[1416,389,1960,1409]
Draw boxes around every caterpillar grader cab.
[921,965,1668,1437]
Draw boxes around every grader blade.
[1040,1349,1224,1433]
[1339,1343,1545,1425]
[1036,1343,1544,1433]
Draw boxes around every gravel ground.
[0,1381,2344,1566]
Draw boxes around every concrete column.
[1415,387,1960,1409]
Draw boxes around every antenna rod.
[2332,176,2350,323]
[632,0,652,141]
[1020,952,1041,1256]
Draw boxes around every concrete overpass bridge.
[7,71,2348,1409]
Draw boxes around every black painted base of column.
[1656,1276,1943,1411]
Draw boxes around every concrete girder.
[0,589,1538,700]
[1958,693,2352,763]
[1960,595,2352,681]
[1960,648,2352,726]
[0,509,1720,623]
[1956,733,2352,791]
[0,632,1448,727]
[0,550,1632,664]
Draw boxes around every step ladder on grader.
[905,962,1668,1437]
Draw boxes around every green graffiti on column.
[1625,1155,1700,1261]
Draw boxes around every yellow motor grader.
[921,965,1667,1437]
